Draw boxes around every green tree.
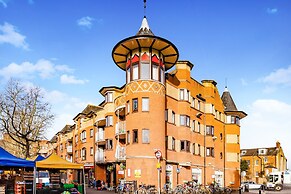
[0,79,54,158]
[241,159,249,172]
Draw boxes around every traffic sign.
[155,150,162,159]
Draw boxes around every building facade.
[241,141,287,183]
[52,16,247,189]
[0,133,53,158]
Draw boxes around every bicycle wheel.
[136,188,147,194]
[184,188,193,194]
[148,188,158,194]
[173,187,184,194]
[224,187,232,194]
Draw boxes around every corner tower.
[112,14,179,184]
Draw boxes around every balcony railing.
[115,121,126,135]
[67,145,73,153]
[66,156,73,162]
[96,131,105,142]
[95,150,105,163]
[115,145,126,161]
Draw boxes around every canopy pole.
[33,167,36,194]
[83,168,86,194]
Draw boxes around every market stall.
[35,153,85,194]
[0,147,35,194]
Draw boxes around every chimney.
[276,141,281,148]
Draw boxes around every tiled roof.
[81,104,101,115]
[241,147,278,156]
[221,87,238,111]
[50,135,57,143]
[60,124,73,134]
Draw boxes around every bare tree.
[0,79,54,158]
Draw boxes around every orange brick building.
[53,16,247,189]
[52,125,74,162]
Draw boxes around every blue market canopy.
[28,155,45,162]
[0,147,35,168]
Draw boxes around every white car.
[241,181,263,190]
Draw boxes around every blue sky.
[1,0,291,168]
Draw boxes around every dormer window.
[105,92,113,103]
[258,149,267,155]
[231,116,240,125]
[241,150,247,155]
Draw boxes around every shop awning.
[0,147,35,168]
[36,153,83,169]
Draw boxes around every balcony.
[115,121,126,139]
[67,137,73,143]
[66,156,73,162]
[95,150,105,163]
[67,145,73,154]
[115,145,126,161]
[96,131,106,145]
[114,95,126,117]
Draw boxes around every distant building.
[241,141,287,183]
[52,125,75,162]
[72,105,100,184]
[0,133,52,158]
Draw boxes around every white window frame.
[127,67,131,83]
[81,130,86,142]
[105,92,113,103]
[81,148,86,160]
[142,97,149,111]
[90,129,94,137]
[142,129,150,143]
[179,89,190,101]
[106,115,113,127]
[152,64,159,80]
[140,62,150,80]
[132,64,139,80]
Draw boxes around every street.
[85,184,291,194]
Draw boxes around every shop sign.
[134,169,141,178]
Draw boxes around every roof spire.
[136,0,154,36]
[144,0,147,17]
[224,78,228,92]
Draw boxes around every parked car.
[241,181,263,190]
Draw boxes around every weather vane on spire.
[144,0,147,17]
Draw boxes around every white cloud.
[241,99,291,167]
[266,8,278,14]
[60,74,88,84]
[0,22,29,50]
[77,16,95,29]
[0,0,7,8]
[261,65,291,86]
[0,59,73,80]
[44,90,67,104]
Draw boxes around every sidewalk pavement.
[85,187,257,194]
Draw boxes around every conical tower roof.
[136,16,154,36]
[221,87,238,111]
[112,16,179,71]
[221,87,247,119]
